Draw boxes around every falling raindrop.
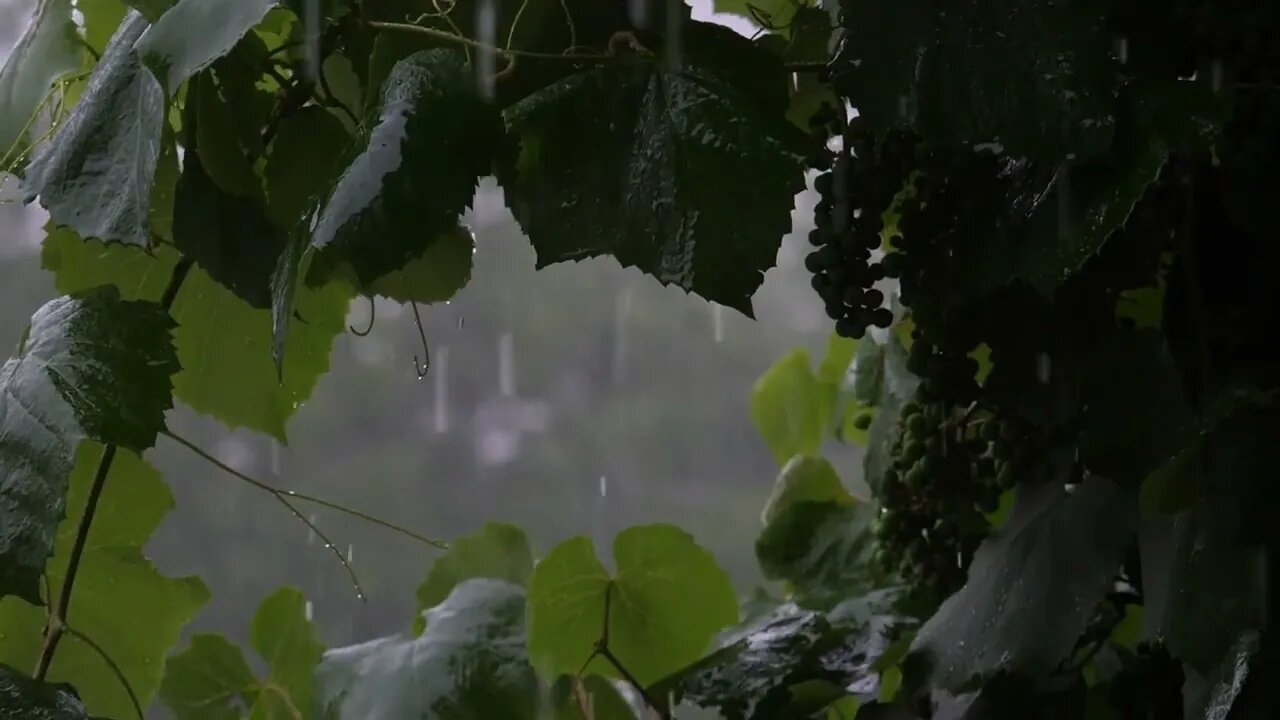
[665,0,683,68]
[307,514,317,545]
[1036,352,1051,384]
[270,438,282,477]
[434,345,450,433]
[303,0,321,81]
[304,600,314,622]
[498,332,516,396]
[711,302,725,343]
[1211,59,1224,92]
[599,475,608,497]
[475,0,497,101]
[627,0,649,28]
[612,287,632,384]
[455,315,465,331]
[346,544,354,563]
[1056,165,1074,241]
[1114,36,1129,64]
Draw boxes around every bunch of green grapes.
[805,113,916,339]
[873,391,1032,594]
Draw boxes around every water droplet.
[1114,36,1129,64]
[434,345,450,433]
[1036,353,1051,384]
[711,303,725,343]
[599,476,608,497]
[455,315,465,331]
[346,544,354,563]
[474,0,497,101]
[304,600,314,621]
[498,332,516,396]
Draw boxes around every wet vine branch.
[35,258,194,683]
[580,582,670,719]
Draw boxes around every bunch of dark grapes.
[805,110,917,339]
[872,401,1034,595]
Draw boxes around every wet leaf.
[0,665,89,720]
[0,0,81,164]
[1140,502,1265,679]
[263,107,351,231]
[309,49,501,287]
[756,500,879,610]
[907,478,1137,690]
[0,288,177,602]
[527,525,738,687]
[78,0,129,55]
[835,0,1116,162]
[656,603,899,719]
[0,445,209,718]
[134,0,276,94]
[172,150,283,309]
[750,349,834,465]
[40,233,350,441]
[501,23,807,315]
[366,226,475,306]
[415,522,534,632]
[161,587,323,719]
[760,456,853,526]
[23,12,164,247]
[317,579,539,720]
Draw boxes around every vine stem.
[160,430,449,550]
[35,259,193,682]
[366,20,615,63]
[583,582,670,719]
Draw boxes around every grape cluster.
[872,389,1032,594]
[805,111,917,339]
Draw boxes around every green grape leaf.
[712,0,803,29]
[0,444,210,718]
[0,665,90,720]
[160,634,258,719]
[40,232,350,441]
[308,49,501,287]
[655,604,897,719]
[907,478,1137,690]
[760,455,852,526]
[0,288,177,602]
[0,0,81,164]
[189,67,262,200]
[162,587,323,720]
[415,523,534,629]
[835,0,1115,162]
[750,349,834,465]
[816,333,857,385]
[1140,501,1266,679]
[22,11,163,247]
[501,23,807,315]
[263,107,351,231]
[79,0,129,55]
[248,588,324,719]
[317,579,540,720]
[172,150,282,309]
[134,0,276,94]
[526,525,738,687]
[1079,329,1195,483]
[366,226,475,305]
[755,500,878,610]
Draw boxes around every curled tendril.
[349,296,375,336]
[411,301,430,378]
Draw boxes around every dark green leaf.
[40,232,350,441]
[134,0,276,93]
[160,634,257,719]
[0,288,177,601]
[658,603,899,719]
[415,522,534,632]
[0,0,81,163]
[907,478,1137,690]
[0,444,210,718]
[1140,502,1265,678]
[750,349,834,464]
[189,66,263,200]
[309,49,501,287]
[366,226,475,305]
[317,579,539,720]
[527,525,738,687]
[23,12,164,247]
[756,500,878,610]
[835,0,1116,162]
[172,150,282,309]
[79,0,130,55]
[1080,330,1194,483]
[263,107,351,231]
[501,23,807,314]
[0,665,89,720]
[759,456,853,526]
